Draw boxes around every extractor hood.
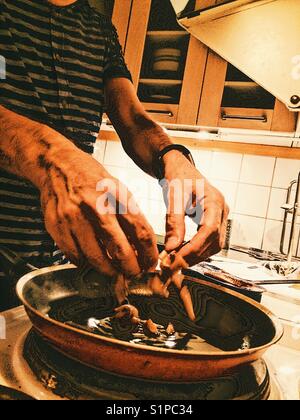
[171,0,300,111]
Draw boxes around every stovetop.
[0,307,298,400]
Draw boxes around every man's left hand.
[162,150,230,267]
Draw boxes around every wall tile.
[104,141,130,168]
[93,140,106,163]
[103,164,128,181]
[210,180,238,214]
[231,214,265,248]
[103,166,152,201]
[149,178,164,201]
[268,186,300,225]
[126,173,150,201]
[235,184,271,218]
[288,224,300,258]
[139,199,166,236]
[267,188,287,221]
[240,155,275,186]
[190,148,212,178]
[263,219,284,254]
[210,152,243,182]
[272,158,300,189]
[126,156,143,171]
[263,219,300,256]
[185,217,198,241]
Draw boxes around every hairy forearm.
[115,113,172,176]
[105,80,173,176]
[0,105,80,189]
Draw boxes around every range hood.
[171,0,300,111]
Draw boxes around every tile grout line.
[231,153,244,215]
[261,157,278,248]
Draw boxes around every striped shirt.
[0,0,131,297]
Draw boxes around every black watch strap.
[153,144,195,180]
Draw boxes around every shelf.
[224,81,259,88]
[139,79,183,86]
[147,31,188,39]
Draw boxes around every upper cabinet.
[110,0,298,132]
[198,51,298,132]
[90,0,132,50]
[124,0,208,124]
[110,0,133,51]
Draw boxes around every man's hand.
[162,150,229,267]
[40,145,159,277]
[104,79,229,267]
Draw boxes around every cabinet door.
[98,0,132,126]
[124,0,208,125]
[111,0,132,51]
[198,51,297,132]
[91,1,132,50]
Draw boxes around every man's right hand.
[39,143,159,277]
[0,105,158,277]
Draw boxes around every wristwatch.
[152,144,195,180]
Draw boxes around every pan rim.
[16,264,284,359]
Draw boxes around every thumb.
[165,210,186,252]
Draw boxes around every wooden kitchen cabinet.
[198,51,298,132]
[92,0,132,50]
[123,0,208,125]
[109,0,297,132]
[110,0,132,51]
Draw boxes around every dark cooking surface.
[18,266,283,382]
[47,280,276,353]
[23,330,271,400]
[0,385,34,401]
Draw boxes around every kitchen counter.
[207,250,300,355]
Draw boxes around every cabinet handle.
[146,110,174,117]
[221,113,268,123]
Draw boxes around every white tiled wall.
[94,141,300,256]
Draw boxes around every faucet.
[281,171,300,264]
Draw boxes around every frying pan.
[11,262,283,382]
[0,386,35,401]
[0,246,283,382]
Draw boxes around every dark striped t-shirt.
[0,0,131,274]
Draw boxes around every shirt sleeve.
[103,19,132,83]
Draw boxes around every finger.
[42,179,117,276]
[94,177,158,273]
[180,286,196,321]
[148,274,170,298]
[108,181,158,272]
[165,211,186,252]
[45,206,81,266]
[164,183,186,252]
[69,211,118,276]
[117,206,159,272]
[175,205,223,266]
[41,178,83,264]
[79,201,141,277]
[42,197,80,264]
[95,216,142,277]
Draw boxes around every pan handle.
[0,246,38,279]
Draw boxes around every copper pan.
[15,265,283,382]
